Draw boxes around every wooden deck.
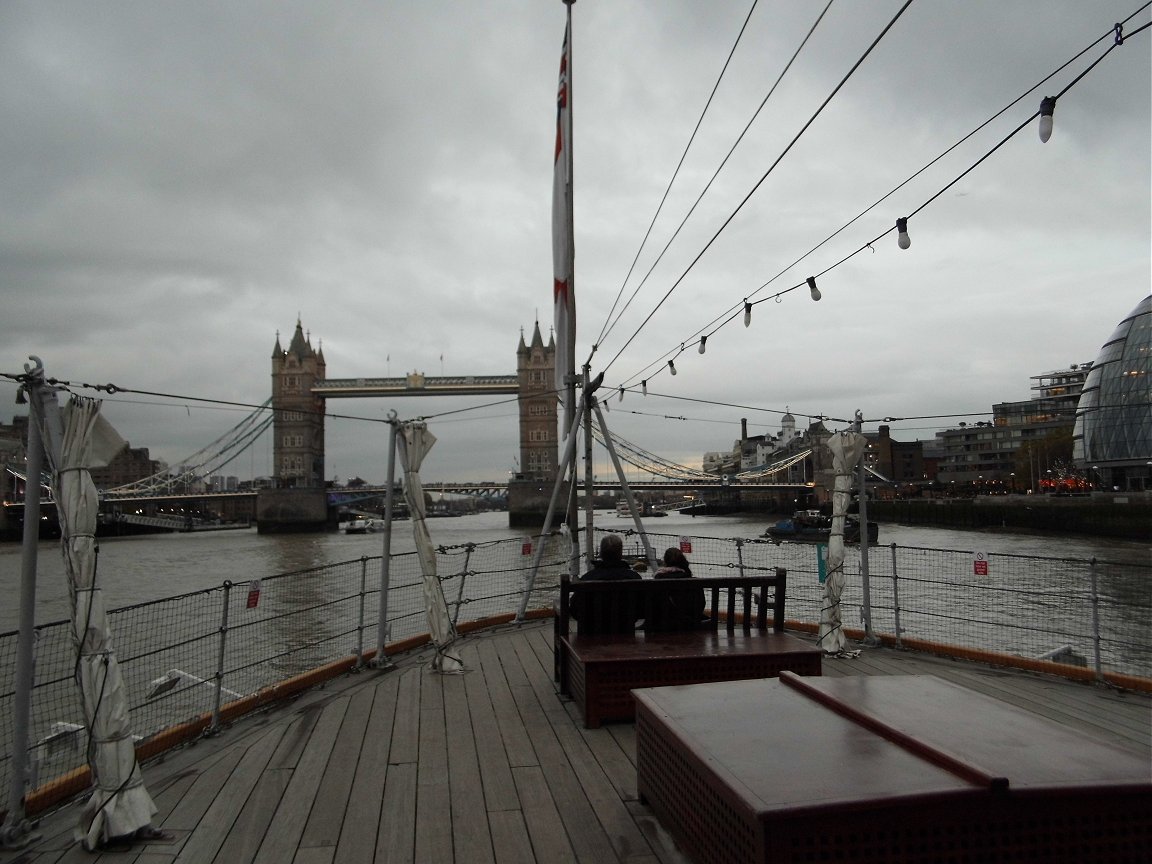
[4,620,1149,864]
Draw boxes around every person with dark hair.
[574,534,641,633]
[655,546,692,578]
[649,546,706,632]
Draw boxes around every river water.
[2,510,1148,633]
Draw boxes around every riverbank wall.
[868,495,1152,541]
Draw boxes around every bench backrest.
[558,570,787,638]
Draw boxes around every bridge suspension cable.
[104,399,273,497]
[589,427,713,482]
[734,448,813,480]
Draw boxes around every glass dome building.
[1072,295,1151,491]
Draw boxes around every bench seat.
[565,629,822,727]
[555,570,822,728]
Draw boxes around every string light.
[668,359,677,376]
[642,380,648,396]
[1039,96,1055,142]
[896,217,911,250]
[698,336,707,355]
[609,13,1143,390]
[618,386,625,402]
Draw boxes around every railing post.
[735,537,746,578]
[2,363,51,850]
[373,413,399,668]
[889,543,903,649]
[1089,557,1103,681]
[451,544,475,627]
[210,581,232,733]
[355,557,368,668]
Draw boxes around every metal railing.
[1,529,1149,818]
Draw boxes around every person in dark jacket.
[648,546,706,632]
[581,534,640,581]
[574,534,641,633]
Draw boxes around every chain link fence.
[2,528,1149,814]
[614,527,1151,677]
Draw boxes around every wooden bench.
[634,674,1152,863]
[554,570,822,728]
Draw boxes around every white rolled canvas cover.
[396,422,462,673]
[818,431,866,655]
[54,398,156,848]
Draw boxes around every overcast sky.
[2,1,1149,484]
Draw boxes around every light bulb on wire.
[641,380,647,396]
[668,359,677,376]
[807,276,821,302]
[698,336,707,355]
[1038,96,1055,143]
[743,301,752,327]
[896,217,911,250]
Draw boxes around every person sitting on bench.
[574,534,641,634]
[647,547,707,632]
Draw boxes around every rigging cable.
[591,0,762,352]
[613,11,1150,391]
[597,0,915,379]
[594,0,835,356]
[616,7,1149,389]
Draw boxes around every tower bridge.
[262,319,563,531]
[50,319,817,533]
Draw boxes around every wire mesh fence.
[2,527,1149,812]
[614,527,1152,677]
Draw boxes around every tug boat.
[764,509,878,544]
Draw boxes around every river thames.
[2,509,1148,633]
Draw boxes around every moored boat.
[764,509,879,544]
[340,516,379,534]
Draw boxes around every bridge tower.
[271,319,326,488]
[516,321,558,482]
[508,321,565,526]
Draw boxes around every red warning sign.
[246,579,262,609]
[679,536,692,554]
[973,552,989,577]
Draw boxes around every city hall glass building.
[1072,295,1152,491]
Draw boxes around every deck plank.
[462,640,519,811]
[333,672,402,864]
[554,723,654,862]
[443,669,495,864]
[209,768,291,864]
[375,761,416,864]
[160,738,247,833]
[487,809,537,864]
[299,678,377,849]
[388,665,422,766]
[500,636,624,864]
[414,668,453,864]
[475,638,538,769]
[170,725,285,863]
[251,696,350,864]
[511,766,578,864]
